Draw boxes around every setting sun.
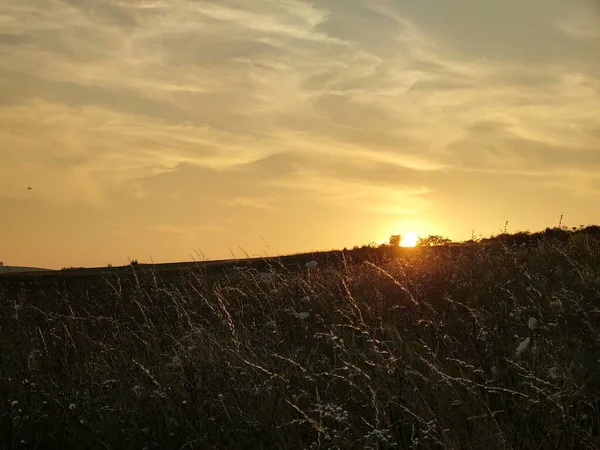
[400,231,419,247]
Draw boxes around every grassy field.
[1,235,599,449]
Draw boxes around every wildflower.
[477,329,489,341]
[11,400,18,409]
[548,366,560,379]
[549,299,563,314]
[305,260,318,269]
[298,312,310,320]
[69,403,76,411]
[515,337,531,356]
[528,317,538,330]
[152,389,168,399]
[27,350,41,372]
[171,356,182,369]
[218,394,224,401]
[132,385,143,398]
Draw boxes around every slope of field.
[0,266,52,274]
[0,236,599,449]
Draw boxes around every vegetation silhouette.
[0,224,599,448]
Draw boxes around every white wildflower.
[528,317,538,330]
[11,400,18,409]
[548,366,560,379]
[171,356,182,368]
[305,260,318,269]
[69,403,76,411]
[132,385,143,397]
[27,350,41,372]
[298,312,310,320]
[152,389,168,399]
[549,299,563,314]
[515,337,531,356]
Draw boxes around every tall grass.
[1,237,599,449]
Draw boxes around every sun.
[400,231,419,248]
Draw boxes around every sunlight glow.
[400,231,419,248]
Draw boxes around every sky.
[1,0,599,268]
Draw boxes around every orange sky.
[1,0,600,268]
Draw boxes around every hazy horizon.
[1,0,599,268]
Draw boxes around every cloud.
[446,119,600,175]
[1,0,599,265]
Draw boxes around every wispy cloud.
[1,0,599,265]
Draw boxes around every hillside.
[0,265,52,274]
[0,230,599,449]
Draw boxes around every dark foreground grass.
[1,237,599,449]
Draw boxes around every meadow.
[1,231,599,449]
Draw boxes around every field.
[1,235,599,449]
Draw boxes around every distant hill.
[0,266,53,274]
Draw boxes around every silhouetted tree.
[389,235,401,247]
[584,225,600,237]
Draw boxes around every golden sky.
[1,0,600,268]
